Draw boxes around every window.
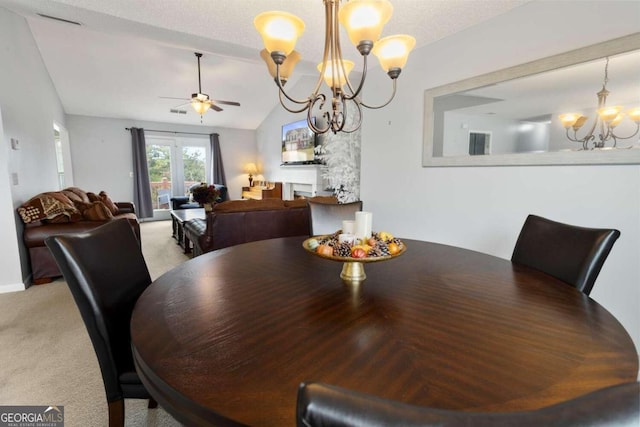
[145,136,210,210]
[53,122,73,189]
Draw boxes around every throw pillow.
[17,192,80,224]
[76,201,114,221]
[98,191,119,215]
[63,187,91,203]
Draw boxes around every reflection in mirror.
[423,33,640,167]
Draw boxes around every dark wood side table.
[132,237,638,426]
[169,208,205,254]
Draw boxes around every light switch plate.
[10,138,20,150]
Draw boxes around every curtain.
[131,127,153,218]
[210,133,229,200]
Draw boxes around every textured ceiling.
[0,0,531,129]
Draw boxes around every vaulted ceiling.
[0,0,531,129]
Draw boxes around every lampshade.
[559,113,590,130]
[597,106,623,123]
[371,35,416,72]
[244,163,258,175]
[260,49,301,81]
[317,60,354,89]
[339,0,393,47]
[254,11,305,56]
[191,99,211,115]
[628,107,640,123]
[609,113,625,127]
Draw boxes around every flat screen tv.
[281,117,319,165]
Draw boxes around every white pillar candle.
[354,211,372,240]
[342,220,355,234]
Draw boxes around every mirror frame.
[423,33,640,167]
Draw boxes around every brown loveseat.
[18,187,139,284]
[184,198,312,257]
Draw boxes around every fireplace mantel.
[277,165,327,199]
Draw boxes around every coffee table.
[169,208,205,253]
[131,236,638,426]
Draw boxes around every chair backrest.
[511,214,620,295]
[297,382,640,427]
[44,219,152,402]
[157,188,171,207]
[308,200,363,236]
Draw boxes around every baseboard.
[0,282,27,293]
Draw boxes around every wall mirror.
[423,33,640,167]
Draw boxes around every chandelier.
[559,57,640,150]
[254,0,415,134]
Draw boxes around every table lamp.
[244,163,258,187]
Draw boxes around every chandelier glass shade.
[254,0,415,134]
[559,57,640,150]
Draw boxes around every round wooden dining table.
[131,236,638,427]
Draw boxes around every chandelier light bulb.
[559,56,639,149]
[372,35,416,73]
[339,0,393,47]
[318,60,355,89]
[254,11,305,56]
[254,1,413,134]
[627,107,640,123]
[597,106,623,123]
[559,113,579,128]
[609,113,625,128]
[260,49,301,82]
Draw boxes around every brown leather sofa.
[185,198,311,257]
[18,187,139,284]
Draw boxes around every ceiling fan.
[161,52,240,117]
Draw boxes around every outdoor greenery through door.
[145,136,210,211]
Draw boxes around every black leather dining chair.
[511,214,620,295]
[297,381,640,427]
[308,200,363,235]
[44,219,157,427]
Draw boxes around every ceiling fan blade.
[214,100,240,107]
[210,104,223,112]
[160,96,190,100]
[172,101,191,109]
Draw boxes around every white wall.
[256,0,640,359]
[359,1,640,356]
[66,115,256,201]
[0,6,67,290]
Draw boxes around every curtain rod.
[125,127,216,136]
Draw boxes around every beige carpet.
[0,220,189,426]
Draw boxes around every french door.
[145,135,210,216]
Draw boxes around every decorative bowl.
[303,234,407,286]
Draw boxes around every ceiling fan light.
[191,99,211,115]
[254,11,305,56]
[339,0,393,48]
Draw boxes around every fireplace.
[293,190,313,199]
